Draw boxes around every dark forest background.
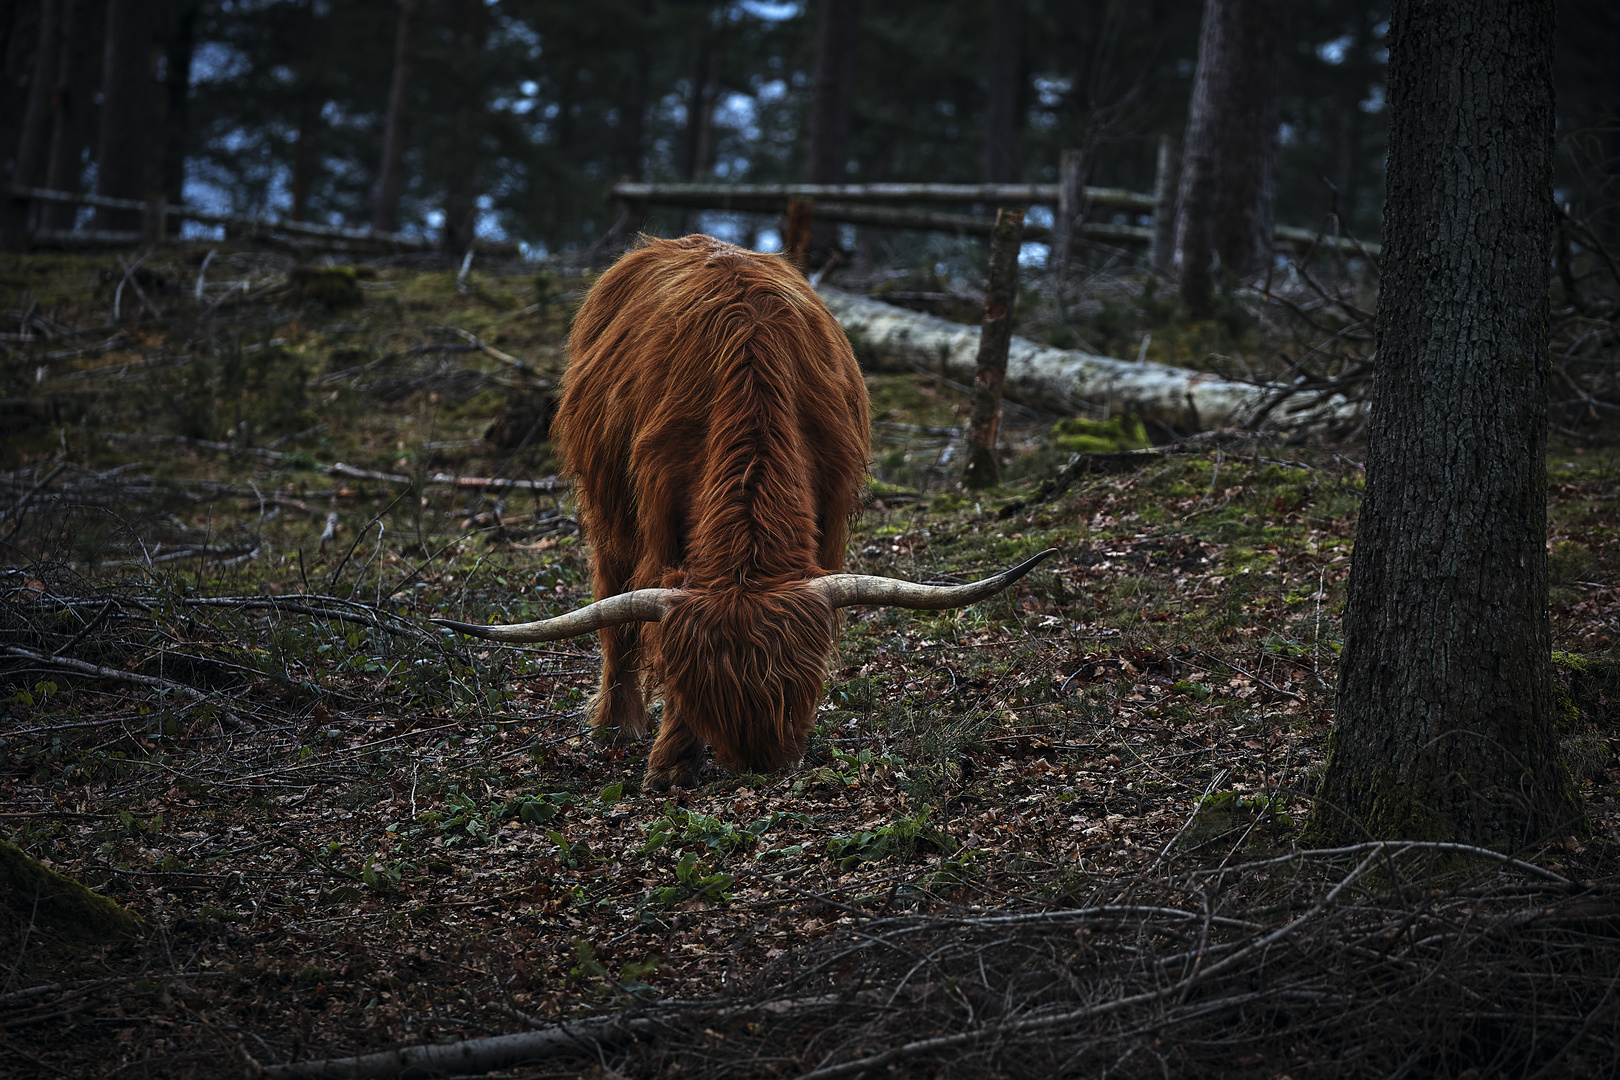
[0,0,1617,256]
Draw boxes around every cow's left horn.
[811,548,1058,610]
[433,588,681,643]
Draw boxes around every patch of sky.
[738,1,800,19]
[1033,76,1070,108]
[1316,35,1352,64]
[1018,241,1049,269]
[1360,85,1385,113]
[190,40,249,83]
[1278,122,1296,146]
[1025,205,1054,228]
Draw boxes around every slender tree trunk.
[1149,134,1180,276]
[161,0,197,227]
[1306,0,1584,849]
[372,0,416,234]
[1172,0,1291,318]
[41,0,93,230]
[4,0,61,246]
[0,0,30,185]
[94,0,155,232]
[963,207,1024,490]
[690,47,721,181]
[981,0,1022,184]
[12,0,60,187]
[290,107,313,221]
[439,0,485,256]
[619,43,649,181]
[803,0,858,257]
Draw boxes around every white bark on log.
[817,286,1355,433]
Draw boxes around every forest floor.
[2,245,1620,1078]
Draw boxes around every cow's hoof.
[644,762,704,792]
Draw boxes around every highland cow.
[438,235,1052,790]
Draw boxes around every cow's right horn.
[433,588,681,643]
[811,548,1058,610]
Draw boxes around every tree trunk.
[981,0,1022,184]
[803,0,858,258]
[9,0,57,188]
[41,0,93,230]
[963,207,1024,489]
[4,0,61,246]
[439,0,485,256]
[160,0,198,229]
[1172,0,1290,318]
[1149,134,1180,276]
[1306,0,1584,849]
[371,0,416,234]
[619,41,649,181]
[804,0,858,185]
[93,0,155,232]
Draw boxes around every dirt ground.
[3,248,1619,1078]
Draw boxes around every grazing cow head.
[438,235,1054,790]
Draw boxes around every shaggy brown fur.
[555,235,870,790]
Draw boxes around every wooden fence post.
[1150,134,1180,276]
[784,198,814,269]
[1053,148,1083,275]
[963,206,1024,489]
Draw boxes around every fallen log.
[818,286,1356,433]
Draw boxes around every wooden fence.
[5,186,517,256]
[608,178,1379,258]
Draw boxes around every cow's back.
[556,236,869,592]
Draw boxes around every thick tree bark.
[1307,0,1584,849]
[963,208,1024,489]
[803,0,858,257]
[1172,0,1290,318]
[94,0,156,232]
[41,0,93,230]
[161,0,198,227]
[4,0,61,246]
[981,0,1022,184]
[372,0,417,234]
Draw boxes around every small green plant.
[638,807,784,856]
[644,851,734,907]
[825,809,957,870]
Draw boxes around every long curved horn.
[811,548,1058,610]
[433,588,681,643]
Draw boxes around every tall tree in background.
[1172,0,1290,318]
[981,0,1022,183]
[372,0,416,233]
[803,0,857,256]
[4,0,61,246]
[804,0,858,185]
[41,0,93,230]
[94,0,156,232]
[440,0,487,255]
[161,0,199,224]
[1306,0,1583,848]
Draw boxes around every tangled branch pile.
[605,846,1619,1079]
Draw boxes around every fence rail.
[608,180,1380,258]
[5,186,518,256]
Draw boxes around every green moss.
[0,840,144,943]
[1051,414,1150,453]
